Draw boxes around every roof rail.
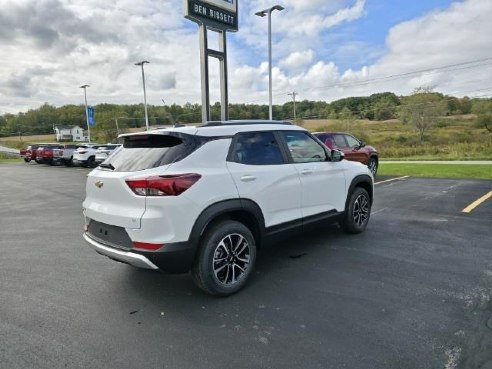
[200,120,292,127]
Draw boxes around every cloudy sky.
[1,0,491,115]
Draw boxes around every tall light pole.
[255,5,284,120]
[135,61,150,131]
[80,84,90,142]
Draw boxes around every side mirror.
[359,140,366,148]
[331,149,344,162]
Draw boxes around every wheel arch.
[345,175,374,211]
[189,199,265,251]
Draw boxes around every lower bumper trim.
[83,233,158,270]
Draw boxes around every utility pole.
[288,91,298,120]
[135,61,150,131]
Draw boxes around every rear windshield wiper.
[99,163,115,170]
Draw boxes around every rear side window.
[105,133,204,172]
[230,132,284,165]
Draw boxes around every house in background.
[54,126,87,142]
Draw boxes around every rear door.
[226,131,302,228]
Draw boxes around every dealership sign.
[184,0,238,31]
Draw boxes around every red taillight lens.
[133,242,164,251]
[126,173,201,196]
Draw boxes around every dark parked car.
[314,132,379,175]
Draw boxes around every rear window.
[104,133,205,172]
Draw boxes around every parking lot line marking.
[462,190,492,213]
[375,176,409,185]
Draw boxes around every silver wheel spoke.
[236,242,248,256]
[217,240,229,256]
[236,256,249,263]
[233,236,244,253]
[353,194,369,227]
[214,263,227,274]
[212,232,251,286]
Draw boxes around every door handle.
[300,169,313,175]
[240,175,257,182]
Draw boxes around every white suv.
[73,144,102,167]
[82,121,373,296]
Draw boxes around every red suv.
[314,132,378,175]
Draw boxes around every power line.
[242,57,492,104]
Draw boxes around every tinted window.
[281,131,327,163]
[345,134,360,148]
[105,133,204,172]
[333,134,347,148]
[231,132,284,165]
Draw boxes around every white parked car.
[82,121,374,296]
[94,144,121,165]
[72,144,102,167]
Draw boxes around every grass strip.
[378,163,492,179]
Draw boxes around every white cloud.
[279,50,314,71]
[0,0,491,116]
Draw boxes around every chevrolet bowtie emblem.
[95,180,104,188]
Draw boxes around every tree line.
[1,91,490,143]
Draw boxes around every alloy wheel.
[353,193,369,227]
[213,233,250,286]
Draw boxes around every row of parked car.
[18,132,379,174]
[20,143,121,167]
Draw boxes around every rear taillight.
[125,173,201,196]
[78,150,88,154]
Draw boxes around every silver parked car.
[94,144,121,165]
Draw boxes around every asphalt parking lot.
[1,162,491,369]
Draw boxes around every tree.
[399,87,447,142]
[472,99,492,132]
[373,95,398,121]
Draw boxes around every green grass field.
[307,116,492,160]
[378,163,492,179]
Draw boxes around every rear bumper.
[52,157,69,164]
[72,158,87,166]
[84,233,159,270]
[83,232,197,274]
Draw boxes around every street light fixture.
[255,4,284,120]
[135,60,150,131]
[80,84,91,142]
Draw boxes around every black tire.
[87,156,95,168]
[368,157,378,176]
[341,187,371,234]
[191,220,257,296]
[24,158,30,163]
[65,157,73,167]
